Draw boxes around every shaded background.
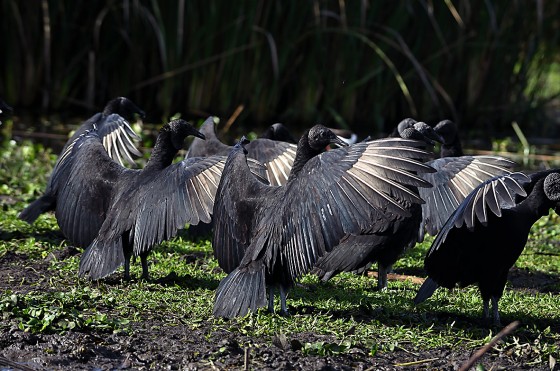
[1,0,559,143]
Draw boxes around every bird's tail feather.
[213,266,267,318]
[19,195,55,224]
[78,238,125,280]
[414,277,439,304]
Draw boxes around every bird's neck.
[287,132,321,182]
[516,178,555,221]
[144,130,179,171]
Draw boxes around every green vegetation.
[2,1,559,135]
[1,141,560,368]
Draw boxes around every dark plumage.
[433,119,463,157]
[75,119,265,280]
[77,119,267,280]
[19,98,144,228]
[62,97,145,163]
[414,170,560,325]
[187,117,297,186]
[212,125,435,318]
[258,123,297,144]
[314,119,516,289]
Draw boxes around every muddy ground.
[0,244,556,370]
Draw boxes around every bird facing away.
[212,125,435,318]
[187,116,297,186]
[313,119,516,289]
[414,170,560,325]
[62,97,145,164]
[77,119,268,280]
[258,123,297,144]
[19,97,144,230]
[433,119,463,157]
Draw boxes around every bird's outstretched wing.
[429,172,531,251]
[54,120,131,247]
[272,138,435,279]
[246,139,297,186]
[63,113,141,167]
[97,114,142,166]
[214,138,435,318]
[78,155,267,279]
[418,156,517,238]
[212,151,279,273]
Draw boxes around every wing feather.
[430,172,531,251]
[418,156,517,238]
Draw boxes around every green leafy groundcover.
[1,141,559,368]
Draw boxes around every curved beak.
[194,130,206,140]
[237,136,250,154]
[330,135,349,148]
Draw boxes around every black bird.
[77,119,266,280]
[433,119,463,157]
[417,118,516,238]
[19,97,144,228]
[187,117,297,186]
[414,170,560,325]
[313,119,516,289]
[258,123,297,144]
[259,123,358,146]
[62,97,145,164]
[212,125,435,318]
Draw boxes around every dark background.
[1,0,559,141]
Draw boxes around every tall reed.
[0,1,558,136]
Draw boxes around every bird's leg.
[377,264,390,290]
[279,286,290,316]
[482,298,490,321]
[268,287,276,313]
[491,296,501,326]
[124,253,132,281]
[140,253,150,280]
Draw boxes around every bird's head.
[307,125,348,151]
[397,118,443,145]
[168,119,206,150]
[268,123,296,143]
[412,122,444,145]
[396,118,417,134]
[197,116,220,137]
[433,120,458,145]
[544,173,560,215]
[234,136,250,155]
[103,97,146,121]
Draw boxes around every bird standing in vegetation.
[19,97,144,227]
[75,119,260,280]
[187,116,297,186]
[77,118,267,280]
[19,97,144,238]
[313,118,516,289]
[414,170,560,325]
[212,126,435,318]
